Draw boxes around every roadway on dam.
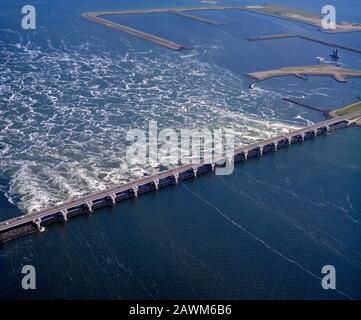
[1,110,360,241]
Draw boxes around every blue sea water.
[0,0,360,299]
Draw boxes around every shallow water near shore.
[0,0,361,299]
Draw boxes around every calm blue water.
[0,0,360,299]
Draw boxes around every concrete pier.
[109,194,116,205]
[0,111,360,243]
[247,34,361,55]
[82,5,361,51]
[132,186,138,197]
[82,13,191,51]
[247,65,361,83]
[81,6,234,51]
[81,6,242,51]
[86,202,93,213]
[169,11,221,25]
[61,210,68,222]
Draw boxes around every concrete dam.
[1,111,360,243]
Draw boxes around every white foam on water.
[0,30,306,213]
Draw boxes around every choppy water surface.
[0,11,304,213]
[0,0,360,299]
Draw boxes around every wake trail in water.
[181,183,354,300]
[219,175,361,269]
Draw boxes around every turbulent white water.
[0,29,307,213]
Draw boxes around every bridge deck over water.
[1,111,360,242]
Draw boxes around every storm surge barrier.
[1,111,360,243]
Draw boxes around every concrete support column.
[259,147,263,156]
[154,179,159,190]
[61,210,68,222]
[211,163,215,173]
[288,138,292,147]
[33,218,45,232]
[173,173,179,184]
[132,186,138,197]
[86,201,93,213]
[326,125,331,133]
[301,134,305,142]
[192,166,198,178]
[273,141,278,151]
[244,152,248,161]
[110,194,116,205]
